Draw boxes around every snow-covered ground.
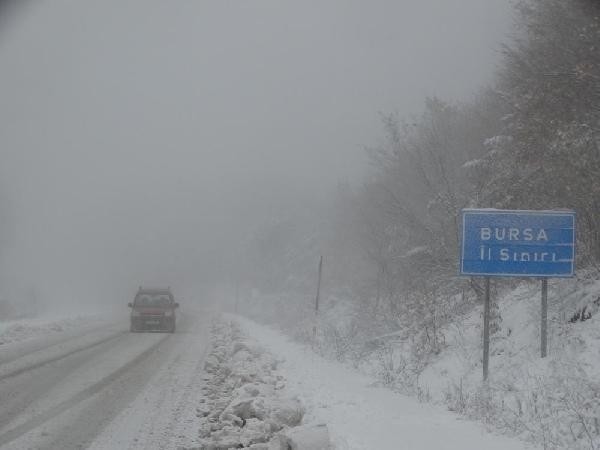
[0,314,108,347]
[419,274,600,395]
[237,273,600,449]
[232,314,535,450]
[413,274,600,449]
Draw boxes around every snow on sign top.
[460,209,576,278]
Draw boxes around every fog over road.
[0,309,210,450]
[0,0,511,313]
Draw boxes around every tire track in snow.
[0,320,120,366]
[0,332,170,447]
[0,330,127,381]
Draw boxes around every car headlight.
[131,310,141,317]
[164,310,173,317]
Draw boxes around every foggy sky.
[0,1,511,310]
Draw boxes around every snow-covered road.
[0,310,211,450]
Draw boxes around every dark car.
[128,287,179,332]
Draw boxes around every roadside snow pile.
[189,319,331,450]
[0,316,98,346]
[233,315,531,450]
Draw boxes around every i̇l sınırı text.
[477,227,562,263]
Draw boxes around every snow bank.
[232,315,532,450]
[188,318,331,449]
[0,315,102,346]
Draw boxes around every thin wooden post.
[483,277,491,381]
[541,278,548,358]
[313,256,323,341]
[235,281,239,314]
[315,256,323,313]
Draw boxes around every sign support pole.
[483,276,490,381]
[541,278,548,358]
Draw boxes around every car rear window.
[134,294,172,307]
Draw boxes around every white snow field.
[0,314,108,347]
[233,314,536,450]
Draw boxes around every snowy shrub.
[373,342,405,387]
[368,341,424,395]
[442,366,600,449]
[315,317,374,366]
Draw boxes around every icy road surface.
[0,311,210,450]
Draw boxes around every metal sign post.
[460,209,576,379]
[541,278,548,358]
[483,277,490,381]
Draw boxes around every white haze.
[0,1,511,313]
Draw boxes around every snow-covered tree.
[485,0,600,261]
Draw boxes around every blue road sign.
[460,209,575,277]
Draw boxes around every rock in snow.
[186,319,329,450]
[285,424,331,450]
